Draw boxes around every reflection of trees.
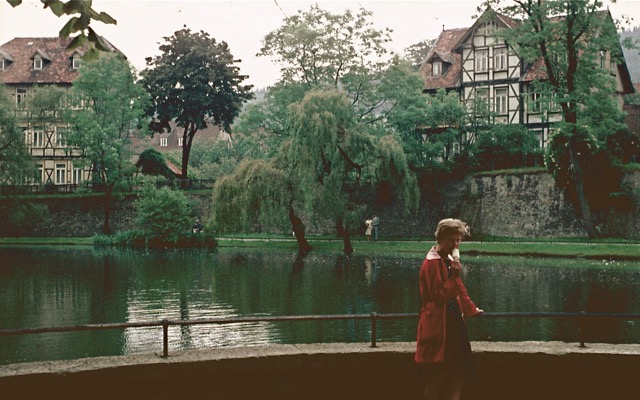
[558,268,636,343]
[4,248,640,365]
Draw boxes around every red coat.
[414,246,479,364]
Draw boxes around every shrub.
[135,184,193,242]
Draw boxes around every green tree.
[141,28,254,179]
[403,38,436,70]
[67,53,149,234]
[474,124,541,170]
[136,148,175,180]
[135,184,192,243]
[287,89,418,254]
[6,0,116,56]
[258,5,394,122]
[211,159,312,254]
[0,86,33,185]
[484,0,631,237]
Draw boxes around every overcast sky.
[0,0,638,89]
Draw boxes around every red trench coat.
[414,246,479,364]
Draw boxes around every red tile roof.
[0,37,120,85]
[420,28,467,91]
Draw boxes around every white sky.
[1,0,639,89]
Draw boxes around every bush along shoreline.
[93,231,217,250]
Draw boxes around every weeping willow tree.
[211,159,312,254]
[287,89,419,255]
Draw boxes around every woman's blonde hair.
[435,218,470,241]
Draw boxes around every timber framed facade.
[420,9,635,149]
[0,37,120,190]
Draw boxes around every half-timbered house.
[420,9,635,148]
[0,37,121,191]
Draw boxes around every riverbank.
[1,342,639,399]
[2,236,640,260]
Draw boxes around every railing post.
[162,319,169,357]
[578,311,587,348]
[370,312,378,348]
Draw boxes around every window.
[55,164,67,184]
[160,137,168,147]
[56,127,68,147]
[495,88,508,115]
[472,88,490,117]
[72,56,82,70]
[476,50,488,72]
[529,92,542,113]
[34,164,43,184]
[0,58,4,70]
[72,166,83,184]
[599,50,606,69]
[33,56,43,70]
[67,92,85,109]
[475,88,489,104]
[432,61,442,76]
[16,88,27,108]
[32,128,44,147]
[494,48,507,71]
[484,21,496,35]
[178,137,183,147]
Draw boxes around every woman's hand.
[450,259,462,278]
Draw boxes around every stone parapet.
[1,342,638,399]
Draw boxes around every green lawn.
[1,235,638,260]
[211,236,640,260]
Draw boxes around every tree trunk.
[343,225,354,255]
[103,186,113,235]
[289,206,312,255]
[568,136,598,238]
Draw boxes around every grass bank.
[1,236,639,260]
[216,237,640,260]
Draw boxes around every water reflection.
[1,247,640,365]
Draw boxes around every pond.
[1,245,640,365]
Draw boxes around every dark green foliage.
[135,184,193,242]
[6,0,117,56]
[474,125,543,170]
[136,148,175,179]
[211,159,290,234]
[141,28,254,178]
[0,86,34,184]
[94,230,216,249]
[0,200,49,236]
[67,53,149,234]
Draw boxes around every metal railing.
[2,312,640,358]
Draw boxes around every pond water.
[1,245,640,365]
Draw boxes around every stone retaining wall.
[1,171,638,238]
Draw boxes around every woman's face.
[438,232,463,255]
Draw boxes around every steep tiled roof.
[420,28,467,91]
[0,37,120,85]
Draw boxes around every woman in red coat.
[415,218,483,400]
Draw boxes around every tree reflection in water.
[1,247,639,365]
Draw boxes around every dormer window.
[71,51,84,70]
[33,55,43,70]
[31,50,51,71]
[432,61,442,76]
[0,50,14,70]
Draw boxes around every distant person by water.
[372,214,380,241]
[414,218,483,400]
[365,217,373,242]
[192,219,203,233]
